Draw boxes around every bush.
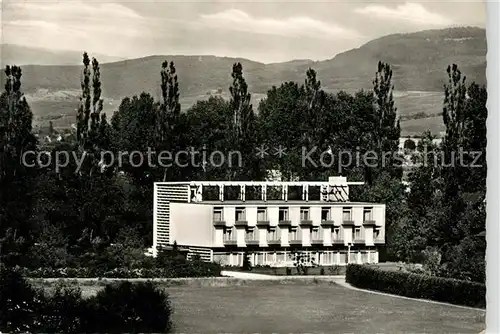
[346,264,485,308]
[0,266,45,333]
[39,282,85,333]
[84,281,173,333]
[0,267,174,333]
[242,251,252,271]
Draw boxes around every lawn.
[70,280,484,333]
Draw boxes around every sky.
[1,0,486,64]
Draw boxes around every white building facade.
[153,176,386,267]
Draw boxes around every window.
[213,207,223,221]
[235,207,246,221]
[300,207,310,220]
[257,207,267,221]
[245,227,255,241]
[363,208,373,221]
[354,227,361,240]
[288,227,298,240]
[267,227,278,241]
[331,227,340,240]
[279,207,289,221]
[311,227,320,240]
[342,208,352,221]
[223,227,233,241]
[321,207,330,221]
[374,228,381,239]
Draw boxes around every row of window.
[222,226,381,242]
[213,207,374,222]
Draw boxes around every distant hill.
[1,44,125,66]
[1,27,486,100]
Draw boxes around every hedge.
[12,263,221,278]
[346,264,485,308]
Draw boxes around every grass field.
[44,280,484,333]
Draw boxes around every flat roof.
[181,200,382,206]
[155,181,364,186]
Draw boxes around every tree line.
[0,54,486,282]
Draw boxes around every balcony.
[299,220,313,226]
[311,239,324,245]
[245,239,260,246]
[363,220,376,226]
[223,239,237,246]
[289,239,303,245]
[213,220,226,228]
[256,220,270,227]
[267,239,281,245]
[278,220,292,226]
[374,238,385,244]
[332,239,345,244]
[342,220,355,226]
[234,220,248,227]
[321,220,335,226]
[354,239,365,244]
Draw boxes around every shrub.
[0,266,45,333]
[346,264,485,308]
[242,251,252,271]
[39,282,84,333]
[1,267,174,333]
[84,281,173,333]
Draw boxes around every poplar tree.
[370,61,402,183]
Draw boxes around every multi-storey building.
[152,176,385,267]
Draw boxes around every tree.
[157,61,182,182]
[0,65,37,179]
[111,93,159,184]
[75,53,107,176]
[258,82,304,181]
[0,65,38,265]
[370,61,402,183]
[49,121,54,135]
[229,62,252,142]
[183,96,232,181]
[228,63,262,180]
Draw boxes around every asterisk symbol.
[255,144,269,159]
[273,145,287,158]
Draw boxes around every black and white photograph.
[0,1,494,333]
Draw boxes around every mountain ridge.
[1,27,486,100]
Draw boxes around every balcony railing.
[332,239,345,244]
[299,220,313,226]
[213,220,226,227]
[245,239,260,245]
[363,220,376,226]
[278,220,292,226]
[311,239,324,245]
[267,239,281,245]
[223,239,237,245]
[374,238,384,244]
[234,220,248,227]
[320,220,335,226]
[289,239,302,245]
[342,220,355,225]
[256,220,270,227]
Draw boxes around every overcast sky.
[1,0,486,63]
